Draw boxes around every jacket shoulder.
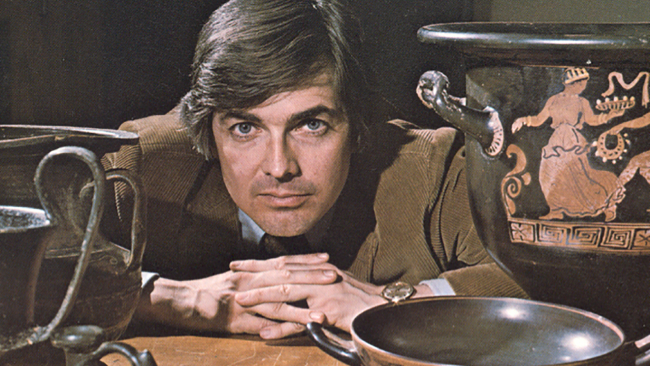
[361,120,465,179]
[118,110,200,158]
[383,120,463,154]
[103,110,207,205]
[345,120,472,283]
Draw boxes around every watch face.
[382,281,414,303]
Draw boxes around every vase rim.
[418,22,650,67]
[0,125,138,153]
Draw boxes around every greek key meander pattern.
[509,218,650,250]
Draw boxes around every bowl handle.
[306,322,361,365]
[51,325,157,366]
[417,70,505,157]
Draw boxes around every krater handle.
[417,70,505,157]
[29,146,106,344]
[105,169,146,271]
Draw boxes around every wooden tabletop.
[100,334,346,366]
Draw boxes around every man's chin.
[255,213,319,237]
[261,224,313,237]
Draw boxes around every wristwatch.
[381,281,415,303]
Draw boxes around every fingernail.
[309,312,324,322]
[323,270,335,277]
[317,253,328,259]
[230,261,241,269]
[260,328,273,339]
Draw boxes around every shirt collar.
[239,209,266,245]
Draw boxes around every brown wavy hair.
[179,0,371,160]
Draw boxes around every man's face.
[212,76,352,237]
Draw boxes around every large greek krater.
[417,23,650,339]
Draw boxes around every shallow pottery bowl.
[308,297,650,366]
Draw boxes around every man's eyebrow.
[221,105,340,125]
[289,105,340,122]
[221,110,261,123]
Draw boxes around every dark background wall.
[473,0,650,22]
[0,19,8,122]
[0,0,472,130]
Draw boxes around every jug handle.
[51,325,157,366]
[417,70,505,157]
[306,322,361,366]
[105,169,146,272]
[30,146,106,343]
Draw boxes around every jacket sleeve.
[433,142,529,298]
[440,263,529,298]
[433,146,489,268]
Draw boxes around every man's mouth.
[258,192,311,208]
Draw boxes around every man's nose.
[262,136,300,181]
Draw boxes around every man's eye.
[234,123,253,135]
[304,120,325,131]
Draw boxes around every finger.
[248,269,338,289]
[260,322,307,340]
[244,302,325,333]
[269,262,340,273]
[236,284,314,306]
[234,261,340,275]
[230,253,329,272]
[229,312,282,335]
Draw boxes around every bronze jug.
[417,23,650,341]
[0,126,155,365]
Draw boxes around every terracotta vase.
[417,22,650,340]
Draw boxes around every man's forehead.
[260,87,334,109]
[256,72,338,108]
